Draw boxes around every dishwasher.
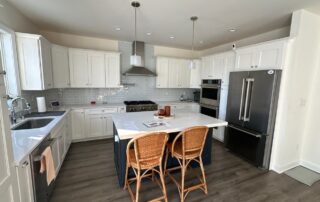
[30,135,57,202]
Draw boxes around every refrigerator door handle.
[244,78,254,122]
[228,124,262,138]
[239,78,246,120]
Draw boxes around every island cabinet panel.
[113,127,213,187]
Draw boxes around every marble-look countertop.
[112,111,227,140]
[11,110,70,166]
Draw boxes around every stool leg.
[124,161,129,190]
[180,159,186,202]
[159,165,168,202]
[135,169,141,202]
[164,148,169,175]
[199,157,208,194]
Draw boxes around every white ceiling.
[7,0,320,50]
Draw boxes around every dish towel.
[40,146,56,185]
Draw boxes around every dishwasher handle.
[33,138,57,162]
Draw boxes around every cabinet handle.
[22,161,29,168]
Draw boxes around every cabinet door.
[201,56,214,79]
[66,113,72,150]
[235,48,255,70]
[190,60,201,88]
[255,41,284,69]
[88,51,105,88]
[86,114,106,138]
[16,36,43,90]
[106,53,120,87]
[168,59,180,88]
[51,138,60,173]
[212,54,225,79]
[223,52,236,85]
[156,57,169,88]
[69,49,89,88]
[52,45,70,88]
[179,59,191,88]
[71,109,86,140]
[16,158,34,202]
[40,37,53,89]
[105,115,113,138]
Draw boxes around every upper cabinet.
[156,57,191,88]
[69,48,121,88]
[16,33,53,90]
[52,44,70,88]
[235,39,288,71]
[190,60,201,89]
[201,51,235,85]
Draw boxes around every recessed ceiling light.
[229,29,236,32]
[199,40,203,44]
[115,27,121,31]
[146,32,152,36]
[169,36,175,39]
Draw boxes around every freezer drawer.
[224,125,266,167]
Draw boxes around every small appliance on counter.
[36,97,46,113]
[50,101,60,111]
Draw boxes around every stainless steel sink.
[12,118,54,130]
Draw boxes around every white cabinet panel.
[190,60,201,88]
[86,114,106,138]
[16,158,34,202]
[69,49,89,88]
[212,54,226,79]
[105,115,113,137]
[71,109,86,140]
[16,33,53,90]
[88,51,105,88]
[50,138,60,173]
[52,45,70,88]
[201,56,214,79]
[156,57,169,88]
[235,48,255,70]
[168,59,180,88]
[179,59,191,88]
[106,53,121,87]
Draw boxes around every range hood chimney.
[123,41,157,77]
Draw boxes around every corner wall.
[270,10,320,173]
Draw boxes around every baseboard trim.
[271,161,300,173]
[300,160,320,173]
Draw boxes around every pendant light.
[189,16,198,69]
[130,1,142,66]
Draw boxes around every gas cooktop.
[124,100,158,112]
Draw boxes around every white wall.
[270,10,320,173]
[200,27,290,56]
[0,0,38,33]
[40,31,119,51]
[154,45,200,59]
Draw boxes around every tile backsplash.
[21,41,197,109]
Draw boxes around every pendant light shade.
[130,1,142,66]
[189,16,198,69]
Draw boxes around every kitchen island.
[112,111,228,187]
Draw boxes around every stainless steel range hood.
[123,41,157,77]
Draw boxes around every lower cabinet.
[158,103,200,113]
[15,158,34,202]
[72,107,123,141]
[212,127,225,142]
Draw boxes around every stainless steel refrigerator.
[225,70,281,169]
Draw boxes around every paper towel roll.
[36,97,46,113]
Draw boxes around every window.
[0,24,21,97]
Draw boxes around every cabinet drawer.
[86,108,118,115]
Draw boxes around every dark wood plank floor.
[50,140,320,202]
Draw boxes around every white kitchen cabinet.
[85,108,118,139]
[212,54,226,79]
[16,33,53,90]
[71,109,86,140]
[201,55,214,79]
[65,113,72,151]
[16,158,34,202]
[50,137,60,173]
[52,44,70,88]
[235,39,287,70]
[105,53,121,87]
[69,49,89,88]
[88,51,105,88]
[69,48,120,88]
[179,59,191,88]
[156,57,169,88]
[159,103,200,113]
[223,52,236,85]
[190,60,202,89]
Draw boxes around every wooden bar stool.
[124,132,169,202]
[165,126,209,202]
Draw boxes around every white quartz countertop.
[11,110,70,166]
[112,111,227,140]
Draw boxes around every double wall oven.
[200,79,221,118]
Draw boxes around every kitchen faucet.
[9,96,31,124]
